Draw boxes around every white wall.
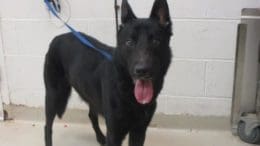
[0,0,259,116]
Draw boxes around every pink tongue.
[134,80,154,104]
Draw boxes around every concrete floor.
[0,120,258,146]
[0,105,258,146]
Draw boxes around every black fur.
[44,0,172,146]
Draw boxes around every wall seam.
[0,17,11,104]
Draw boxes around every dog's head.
[115,0,172,105]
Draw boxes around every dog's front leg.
[129,102,156,146]
[105,118,128,146]
[128,125,148,146]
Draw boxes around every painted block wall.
[0,0,259,116]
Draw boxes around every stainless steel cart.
[231,8,260,144]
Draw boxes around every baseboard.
[3,104,230,130]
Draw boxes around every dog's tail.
[44,39,72,119]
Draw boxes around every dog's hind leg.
[44,81,71,146]
[44,91,56,146]
[44,55,71,146]
[89,109,106,145]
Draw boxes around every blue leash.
[44,0,113,61]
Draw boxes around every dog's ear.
[150,0,171,27]
[121,0,137,24]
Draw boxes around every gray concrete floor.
[0,120,258,146]
[0,105,258,146]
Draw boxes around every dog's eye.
[125,40,135,47]
[152,39,160,46]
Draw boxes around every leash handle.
[48,0,61,12]
[44,0,113,61]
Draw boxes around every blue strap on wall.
[44,0,113,61]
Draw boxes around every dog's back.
[46,32,113,73]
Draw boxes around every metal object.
[231,8,260,144]
[114,0,120,45]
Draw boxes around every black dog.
[44,0,172,146]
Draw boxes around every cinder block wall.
[0,0,259,116]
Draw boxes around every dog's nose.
[134,64,150,76]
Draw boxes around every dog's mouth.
[133,78,154,105]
